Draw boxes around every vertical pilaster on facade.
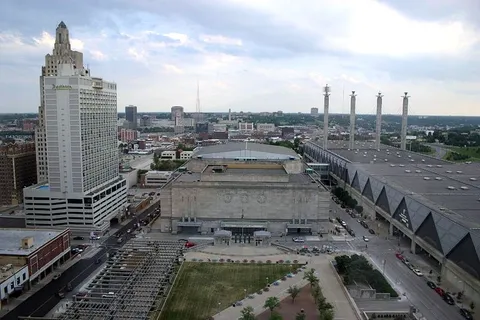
[410,235,417,254]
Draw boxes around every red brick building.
[0,228,71,285]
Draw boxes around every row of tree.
[445,151,470,161]
[335,255,398,298]
[331,187,363,213]
[238,268,335,320]
[150,154,186,171]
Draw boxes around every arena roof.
[304,141,480,280]
[0,229,65,256]
[193,142,299,160]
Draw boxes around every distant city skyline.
[0,0,479,116]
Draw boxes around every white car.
[413,269,423,276]
[363,236,369,242]
[293,237,305,243]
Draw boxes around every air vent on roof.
[427,165,433,167]
[447,186,456,190]
[423,177,431,180]
[415,170,422,173]
[435,177,442,181]
[399,164,405,167]
[446,170,452,173]
[460,186,469,190]
[469,178,477,181]
[390,164,396,167]
[456,171,463,174]
[437,165,443,168]
[405,170,411,173]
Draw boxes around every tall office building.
[24,62,127,232]
[125,105,138,129]
[36,21,84,183]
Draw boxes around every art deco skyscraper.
[36,22,84,183]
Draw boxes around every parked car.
[460,308,473,319]
[368,228,376,235]
[117,238,123,244]
[56,291,65,298]
[395,253,404,260]
[363,236,369,242]
[435,287,445,296]
[52,273,62,280]
[73,236,84,240]
[426,281,436,289]
[293,237,305,243]
[412,269,423,276]
[443,293,455,305]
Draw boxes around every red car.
[395,253,403,260]
[185,241,196,248]
[435,287,445,296]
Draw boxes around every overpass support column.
[410,235,417,254]
[388,223,394,236]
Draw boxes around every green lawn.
[159,262,300,320]
[444,146,480,162]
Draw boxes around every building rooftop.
[0,229,64,256]
[175,170,316,185]
[355,162,480,227]
[193,142,299,160]
[325,140,447,165]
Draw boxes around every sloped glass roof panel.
[385,185,404,214]
[406,198,431,232]
[432,211,469,255]
[357,171,369,193]
[369,178,384,204]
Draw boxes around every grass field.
[159,262,300,320]
[445,146,480,162]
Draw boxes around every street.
[2,200,160,320]
[328,200,466,320]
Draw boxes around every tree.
[269,312,283,320]
[303,268,319,287]
[239,306,255,320]
[319,308,335,320]
[295,311,306,320]
[264,296,281,315]
[287,285,301,303]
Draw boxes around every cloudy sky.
[1,0,479,115]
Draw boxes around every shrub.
[227,259,232,262]
[219,259,225,263]
[285,260,291,264]
[293,260,299,263]
[278,260,284,263]
[250,260,256,263]
[257,260,263,264]
[266,260,272,264]
[282,276,287,281]
[257,290,263,295]
[243,259,248,263]
[263,287,270,292]
[235,260,240,263]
